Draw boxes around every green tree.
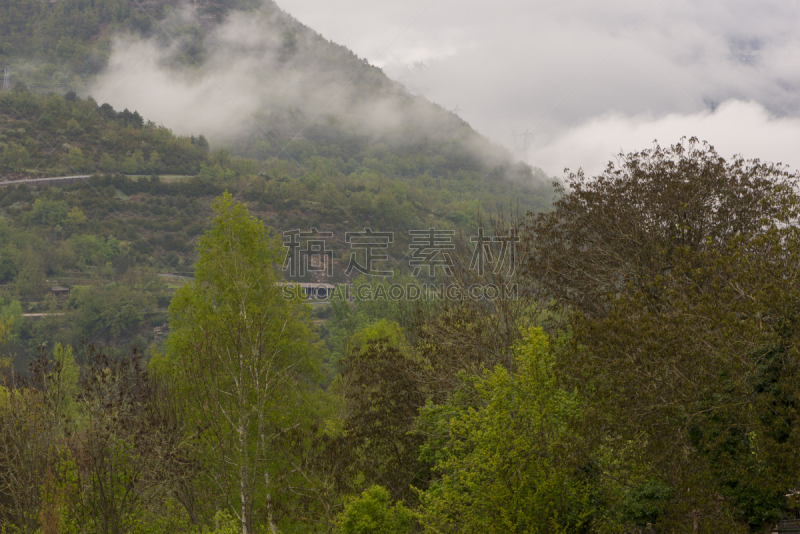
[525,139,800,531]
[21,198,70,227]
[62,346,193,534]
[47,343,80,428]
[14,245,46,296]
[524,138,799,319]
[147,150,163,174]
[339,321,428,505]
[66,118,84,135]
[561,226,800,532]
[0,379,60,533]
[415,328,595,534]
[164,192,320,534]
[98,153,117,173]
[0,253,17,284]
[67,147,90,173]
[0,298,23,340]
[0,341,79,533]
[65,206,87,231]
[336,485,413,534]
[327,276,415,364]
[132,149,145,171]
[67,234,121,266]
[69,284,155,341]
[1,142,31,171]
[121,156,138,174]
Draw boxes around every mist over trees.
[2,0,505,157]
[2,0,800,532]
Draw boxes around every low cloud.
[528,100,800,177]
[88,6,354,140]
[277,0,800,174]
[86,3,523,177]
[88,0,800,178]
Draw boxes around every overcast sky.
[274,0,800,176]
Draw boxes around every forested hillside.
[0,88,552,365]
[4,1,800,533]
[0,0,254,92]
[0,90,209,176]
[1,0,522,180]
[3,140,800,534]
[0,0,553,375]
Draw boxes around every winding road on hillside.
[0,175,92,186]
[0,175,193,186]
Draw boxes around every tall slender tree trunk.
[240,350,249,534]
[240,473,248,534]
[266,471,277,534]
[240,422,248,534]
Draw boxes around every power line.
[3,66,10,91]
[511,129,531,165]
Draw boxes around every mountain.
[0,0,555,360]
[3,0,545,183]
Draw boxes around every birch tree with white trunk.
[166,193,318,534]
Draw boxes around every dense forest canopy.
[0,87,552,366]
[1,0,800,532]
[2,135,799,534]
[0,0,553,366]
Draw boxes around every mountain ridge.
[2,0,543,185]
